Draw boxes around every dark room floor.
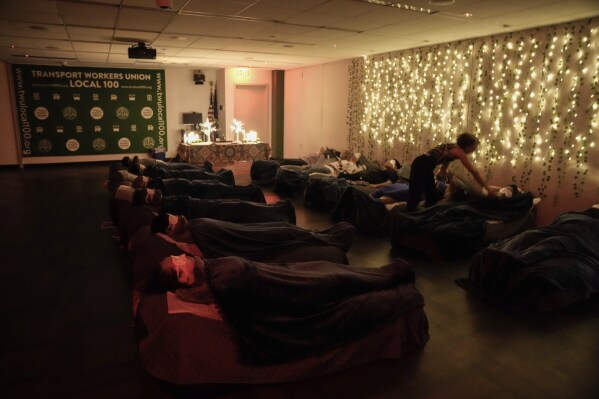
[1,161,598,399]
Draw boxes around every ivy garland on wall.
[347,17,598,201]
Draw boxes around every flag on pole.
[208,81,218,127]
[213,83,218,127]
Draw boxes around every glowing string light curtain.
[348,17,598,202]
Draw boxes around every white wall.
[0,64,216,164]
[284,60,351,158]
[163,68,216,158]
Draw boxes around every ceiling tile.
[309,0,374,18]
[163,15,228,35]
[331,8,427,31]
[181,0,255,15]
[0,10,63,25]
[40,49,77,59]
[187,37,240,50]
[11,22,69,40]
[66,26,114,43]
[238,4,303,21]
[107,53,137,63]
[246,0,329,12]
[33,39,74,51]
[0,0,59,13]
[72,42,112,53]
[0,37,34,48]
[75,52,110,62]
[113,30,160,45]
[204,19,278,38]
[177,48,221,57]
[284,10,351,27]
[116,8,177,31]
[153,35,201,47]
[220,39,272,52]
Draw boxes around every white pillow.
[397,163,411,181]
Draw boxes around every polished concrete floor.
[1,161,598,399]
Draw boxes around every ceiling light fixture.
[429,0,455,5]
[358,0,438,14]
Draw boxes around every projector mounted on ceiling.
[128,42,157,60]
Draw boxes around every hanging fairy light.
[347,17,598,201]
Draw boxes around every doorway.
[234,85,269,143]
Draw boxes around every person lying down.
[445,159,524,198]
[369,159,525,207]
[151,254,428,365]
[371,180,447,205]
[150,213,356,261]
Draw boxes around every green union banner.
[12,64,167,157]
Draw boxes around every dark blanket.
[143,162,208,178]
[273,168,310,197]
[118,205,158,245]
[305,176,350,211]
[107,169,138,194]
[456,208,599,311]
[152,168,235,185]
[338,168,397,185]
[199,256,427,364]
[153,178,266,203]
[162,195,296,224]
[189,218,355,261]
[250,160,281,185]
[332,186,389,235]
[269,157,309,166]
[391,193,535,258]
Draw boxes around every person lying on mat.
[130,179,265,206]
[371,177,518,206]
[125,155,214,176]
[445,159,519,199]
[372,180,448,205]
[280,151,376,176]
[341,158,401,186]
[159,195,296,224]
[131,166,235,188]
[149,254,426,365]
[149,213,356,260]
[118,195,297,249]
[274,146,342,166]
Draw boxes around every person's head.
[456,132,480,154]
[129,162,146,175]
[151,212,189,235]
[323,147,340,159]
[497,184,521,198]
[128,156,146,175]
[157,254,204,291]
[384,159,401,171]
[132,188,163,207]
[121,156,131,167]
[133,175,151,189]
